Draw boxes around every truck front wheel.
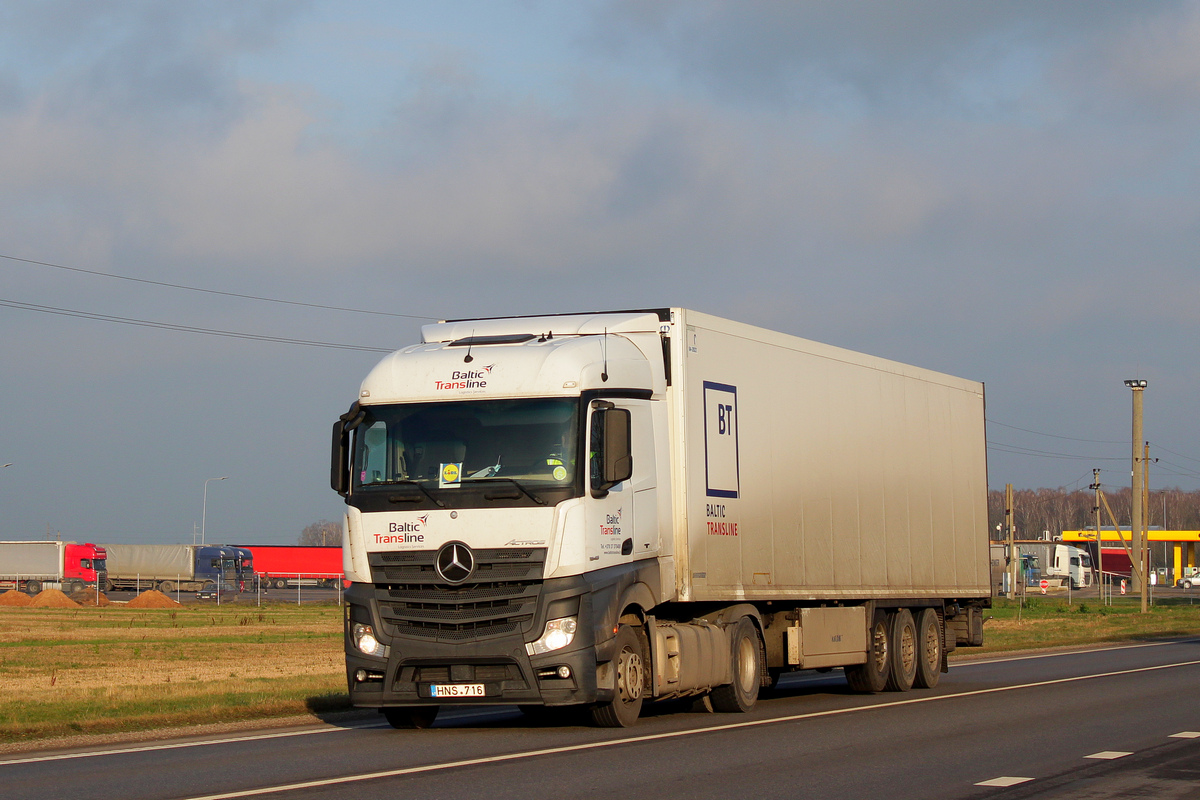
[845,609,891,693]
[711,617,763,713]
[591,625,646,728]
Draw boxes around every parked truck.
[100,544,243,593]
[236,545,344,589]
[1046,543,1094,590]
[0,541,107,595]
[330,309,991,728]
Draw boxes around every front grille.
[369,548,546,643]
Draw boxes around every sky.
[2,1,1199,545]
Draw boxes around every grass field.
[0,603,346,744]
[3,596,1200,745]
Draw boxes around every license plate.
[430,683,486,698]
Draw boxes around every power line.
[986,441,1124,462]
[0,298,394,353]
[986,418,1125,445]
[1,252,437,321]
[1150,441,1200,466]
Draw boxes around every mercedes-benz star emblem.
[435,542,475,584]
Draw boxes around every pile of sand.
[28,588,81,608]
[70,590,112,607]
[0,589,33,606]
[126,589,182,609]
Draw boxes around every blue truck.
[99,543,245,593]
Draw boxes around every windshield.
[353,398,580,491]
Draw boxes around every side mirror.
[590,406,632,498]
[331,402,364,497]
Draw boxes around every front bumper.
[344,577,601,708]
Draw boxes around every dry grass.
[977,596,1200,653]
[0,603,346,743]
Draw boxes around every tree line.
[987,487,1200,540]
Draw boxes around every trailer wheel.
[159,581,175,594]
[844,609,890,693]
[382,706,439,729]
[711,617,763,713]
[273,578,287,590]
[26,580,42,596]
[590,625,646,728]
[884,609,917,692]
[913,608,942,689]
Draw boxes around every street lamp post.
[1124,379,1148,613]
[202,476,229,546]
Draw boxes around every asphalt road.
[5,639,1200,800]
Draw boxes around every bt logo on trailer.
[703,381,739,499]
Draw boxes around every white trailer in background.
[332,308,991,728]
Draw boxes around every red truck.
[236,545,344,589]
[0,541,107,595]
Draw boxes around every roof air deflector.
[449,334,537,347]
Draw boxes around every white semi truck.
[331,309,991,728]
[1046,543,1094,590]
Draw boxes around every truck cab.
[1048,544,1093,589]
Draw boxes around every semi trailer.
[0,541,107,595]
[100,544,244,593]
[236,545,344,589]
[331,309,991,728]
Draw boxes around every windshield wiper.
[382,480,446,508]
[461,477,546,506]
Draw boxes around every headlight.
[352,623,388,657]
[526,616,578,655]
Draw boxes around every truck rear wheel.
[711,617,763,713]
[382,706,439,729]
[26,580,42,595]
[913,608,942,689]
[590,625,646,728]
[844,609,890,693]
[884,609,917,692]
[159,581,175,594]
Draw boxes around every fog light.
[556,665,571,679]
[355,669,368,682]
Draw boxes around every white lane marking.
[975,777,1033,787]
[1084,751,1132,760]
[0,724,386,766]
[956,638,1200,667]
[1170,731,1200,738]
[177,657,1200,800]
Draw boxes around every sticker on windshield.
[553,465,568,481]
[439,462,462,488]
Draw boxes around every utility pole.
[1005,483,1017,596]
[1092,469,1104,603]
[1124,379,1148,613]
[1144,441,1152,607]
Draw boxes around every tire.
[159,581,175,594]
[913,608,943,689]
[273,579,287,590]
[845,609,891,693]
[711,617,763,713]
[382,706,439,729]
[26,580,42,595]
[590,625,646,728]
[885,609,917,692]
[104,580,115,593]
